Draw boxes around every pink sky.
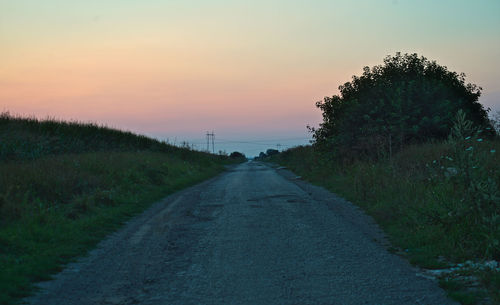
[1,0,499,156]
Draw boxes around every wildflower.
[465,136,471,140]
[432,160,437,164]
[491,149,496,153]
[465,146,473,151]
[477,138,483,142]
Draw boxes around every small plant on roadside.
[419,110,499,260]
[445,110,499,259]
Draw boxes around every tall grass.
[0,113,240,304]
[0,111,190,161]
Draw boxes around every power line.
[215,138,310,145]
[169,137,310,144]
[217,137,310,143]
[167,135,311,152]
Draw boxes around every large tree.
[311,53,491,158]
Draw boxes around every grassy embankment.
[268,135,499,304]
[0,112,243,304]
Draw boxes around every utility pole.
[212,131,215,154]
[206,131,215,153]
[206,132,210,152]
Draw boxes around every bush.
[311,53,492,159]
[229,151,246,159]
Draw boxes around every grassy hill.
[0,111,192,161]
[0,112,243,304]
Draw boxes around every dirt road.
[26,161,456,304]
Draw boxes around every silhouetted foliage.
[311,53,492,159]
[229,151,246,159]
[266,149,279,156]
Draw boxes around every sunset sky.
[1,0,499,156]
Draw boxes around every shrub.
[311,53,492,159]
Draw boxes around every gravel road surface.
[25,161,456,305]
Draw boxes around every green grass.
[0,113,243,304]
[268,138,500,304]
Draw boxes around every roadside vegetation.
[269,53,499,304]
[0,113,245,304]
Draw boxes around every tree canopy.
[229,151,246,159]
[311,53,491,158]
